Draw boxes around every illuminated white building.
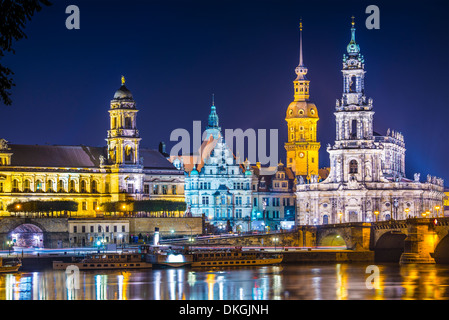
[179,103,253,232]
[295,20,444,225]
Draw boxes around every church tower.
[106,76,141,166]
[285,21,320,180]
[327,18,383,184]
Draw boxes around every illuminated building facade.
[284,22,320,180]
[0,78,184,217]
[181,103,253,232]
[295,19,445,225]
[68,220,129,247]
[250,161,296,231]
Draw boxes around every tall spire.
[299,18,304,67]
[347,16,360,55]
[295,19,308,81]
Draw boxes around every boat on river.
[189,248,283,268]
[53,253,152,270]
[140,245,283,268]
[0,258,21,273]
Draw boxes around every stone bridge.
[182,217,449,264]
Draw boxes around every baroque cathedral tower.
[107,76,141,167]
[284,21,320,180]
[295,18,444,226]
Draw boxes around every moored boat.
[190,249,283,268]
[0,257,21,273]
[141,245,193,268]
[53,253,152,270]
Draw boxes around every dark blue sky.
[2,0,449,182]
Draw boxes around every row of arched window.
[9,178,102,193]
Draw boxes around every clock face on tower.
[299,152,305,158]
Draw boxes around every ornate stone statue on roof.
[0,139,8,151]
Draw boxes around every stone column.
[399,218,436,264]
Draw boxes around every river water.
[1,263,449,300]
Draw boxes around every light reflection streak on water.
[154,270,161,300]
[95,274,108,300]
[1,264,449,300]
[206,273,215,300]
[335,264,348,300]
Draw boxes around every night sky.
[1,0,449,183]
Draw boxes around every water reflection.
[0,263,449,300]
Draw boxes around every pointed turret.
[205,95,221,140]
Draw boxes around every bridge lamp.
[15,204,21,210]
[374,211,379,222]
[422,212,427,218]
[426,210,430,218]
[435,205,441,217]
[338,212,342,223]
[405,208,410,218]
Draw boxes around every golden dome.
[286,101,319,119]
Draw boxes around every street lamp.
[426,210,430,218]
[374,210,379,222]
[118,234,123,250]
[338,212,342,224]
[405,208,410,218]
[435,205,441,217]
[6,240,12,255]
[272,237,279,251]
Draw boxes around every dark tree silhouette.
[0,0,51,106]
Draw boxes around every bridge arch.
[373,231,407,262]
[317,232,347,249]
[433,234,449,264]
[10,223,45,248]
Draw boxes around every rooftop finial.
[299,18,304,67]
[351,16,355,26]
[212,93,215,106]
[121,75,125,86]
